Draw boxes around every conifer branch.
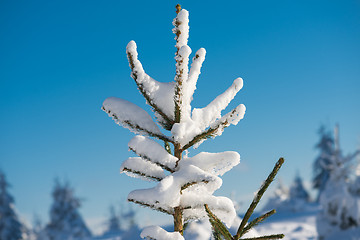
[121,120,173,143]
[240,209,276,237]
[183,221,189,232]
[180,180,209,193]
[205,204,233,240]
[164,141,172,155]
[103,104,171,141]
[122,167,163,181]
[182,122,221,150]
[142,236,156,240]
[126,49,175,130]
[128,198,173,215]
[213,229,224,240]
[240,234,285,240]
[129,147,175,173]
[173,5,190,124]
[234,158,284,240]
[183,105,244,150]
[176,4,181,14]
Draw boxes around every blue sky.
[1,0,359,233]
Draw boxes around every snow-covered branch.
[141,226,184,240]
[120,157,166,181]
[173,9,191,124]
[181,48,206,121]
[128,135,178,172]
[182,104,246,150]
[192,77,243,130]
[127,198,173,215]
[178,151,240,176]
[102,97,172,142]
[126,41,175,130]
[127,164,224,221]
[182,194,236,226]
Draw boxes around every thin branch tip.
[176,4,181,14]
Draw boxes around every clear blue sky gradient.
[1,0,359,230]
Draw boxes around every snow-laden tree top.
[103,10,245,149]
[102,5,247,239]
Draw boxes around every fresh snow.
[102,97,163,137]
[126,41,176,122]
[141,226,184,240]
[182,48,206,121]
[254,210,318,240]
[178,151,240,176]
[128,164,222,213]
[182,194,236,227]
[171,85,246,148]
[191,77,243,130]
[120,157,166,181]
[128,135,178,171]
[173,9,189,50]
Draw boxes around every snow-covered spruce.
[40,180,92,240]
[102,5,246,239]
[0,170,28,240]
[312,125,335,202]
[315,125,360,239]
[262,174,311,213]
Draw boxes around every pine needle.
[240,234,285,240]
[205,204,233,240]
[240,209,276,237]
[234,158,284,239]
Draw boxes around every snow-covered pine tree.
[286,173,311,212]
[102,5,285,239]
[313,125,335,201]
[316,125,360,239]
[41,180,92,240]
[102,4,245,239]
[263,173,311,213]
[289,174,310,202]
[0,170,28,240]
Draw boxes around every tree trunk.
[173,143,183,234]
[174,206,183,234]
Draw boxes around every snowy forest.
[1,2,360,240]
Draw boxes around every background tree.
[0,170,28,240]
[312,125,335,201]
[41,180,91,240]
[263,173,311,213]
[316,125,360,239]
[289,174,310,203]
